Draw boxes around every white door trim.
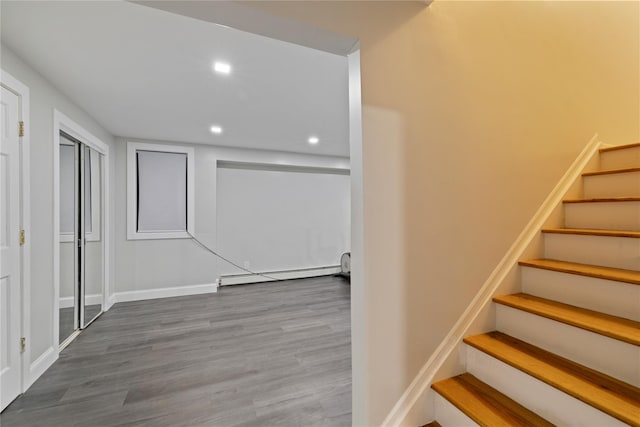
[0,69,31,394]
[52,110,110,353]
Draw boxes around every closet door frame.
[53,110,110,351]
[59,138,81,345]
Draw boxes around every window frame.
[127,141,194,240]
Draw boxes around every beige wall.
[244,1,640,425]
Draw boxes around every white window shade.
[127,142,194,240]
[136,150,187,232]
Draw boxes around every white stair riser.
[496,305,639,386]
[543,233,640,270]
[583,171,640,198]
[465,346,627,427]
[433,392,478,427]
[564,201,640,230]
[600,146,640,170]
[521,267,639,321]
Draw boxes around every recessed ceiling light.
[308,136,319,145]
[210,125,223,134]
[213,62,231,75]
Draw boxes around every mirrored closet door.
[82,145,104,327]
[59,133,105,347]
[59,138,79,344]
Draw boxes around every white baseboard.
[381,134,603,427]
[111,282,218,304]
[27,346,58,390]
[106,294,116,311]
[59,294,102,309]
[219,265,341,286]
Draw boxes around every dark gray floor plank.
[1,276,351,426]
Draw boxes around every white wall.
[0,45,116,366]
[217,165,350,275]
[114,137,350,294]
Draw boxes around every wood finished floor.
[1,276,351,427]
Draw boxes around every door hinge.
[20,337,26,353]
[19,121,24,137]
[19,230,25,246]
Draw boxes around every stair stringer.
[381,134,603,427]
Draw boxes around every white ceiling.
[0,1,350,157]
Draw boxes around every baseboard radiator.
[219,265,341,286]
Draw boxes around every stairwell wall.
[241,1,640,425]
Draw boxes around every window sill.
[126,231,192,241]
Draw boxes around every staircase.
[429,143,640,426]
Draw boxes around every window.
[127,142,194,240]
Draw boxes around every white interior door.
[0,86,22,411]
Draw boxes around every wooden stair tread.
[432,373,553,427]
[464,332,640,426]
[600,142,640,153]
[519,259,640,285]
[563,196,640,203]
[493,293,640,345]
[583,167,640,177]
[542,228,640,238]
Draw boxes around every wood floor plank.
[432,373,554,427]
[519,259,640,285]
[493,293,640,345]
[0,276,352,427]
[464,332,640,426]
